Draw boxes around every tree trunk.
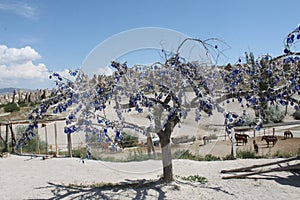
[159,131,173,182]
[157,116,179,183]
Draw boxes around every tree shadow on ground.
[40,177,236,200]
[43,179,167,200]
[247,170,300,188]
[174,179,235,197]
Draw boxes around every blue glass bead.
[287,37,294,44]
[232,113,238,118]
[279,100,286,106]
[225,113,230,118]
[284,48,290,54]
[255,126,261,131]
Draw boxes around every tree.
[17,25,300,183]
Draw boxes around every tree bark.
[159,130,173,182]
[157,116,179,182]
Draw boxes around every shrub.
[177,175,208,184]
[127,148,158,161]
[293,109,300,120]
[206,134,218,140]
[0,142,5,153]
[235,115,255,126]
[18,101,27,107]
[21,135,46,153]
[173,150,220,161]
[236,149,256,159]
[16,125,46,153]
[72,147,87,159]
[266,105,285,123]
[122,132,139,148]
[3,103,20,112]
[222,154,235,160]
[203,154,220,161]
[174,150,197,160]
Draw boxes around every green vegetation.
[222,154,235,160]
[15,126,46,154]
[236,149,256,159]
[206,134,218,140]
[72,147,87,159]
[176,175,208,184]
[173,150,221,161]
[122,132,139,148]
[18,101,28,107]
[273,149,300,158]
[127,147,157,161]
[235,115,255,126]
[265,105,285,123]
[0,143,5,153]
[3,103,20,112]
[293,109,300,120]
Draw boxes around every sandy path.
[0,155,299,199]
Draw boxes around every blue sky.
[0,0,299,89]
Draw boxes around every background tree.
[219,25,300,134]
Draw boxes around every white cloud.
[0,1,37,19]
[97,66,114,76]
[0,45,50,88]
[0,45,41,65]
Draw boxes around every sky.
[0,0,299,89]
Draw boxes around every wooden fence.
[0,118,75,157]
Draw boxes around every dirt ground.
[92,135,300,161]
[196,136,300,157]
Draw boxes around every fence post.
[67,134,72,157]
[9,124,16,153]
[42,123,48,156]
[54,122,58,156]
[0,125,3,143]
[231,128,237,159]
[37,131,40,154]
[5,124,9,152]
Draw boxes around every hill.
[0,87,31,95]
